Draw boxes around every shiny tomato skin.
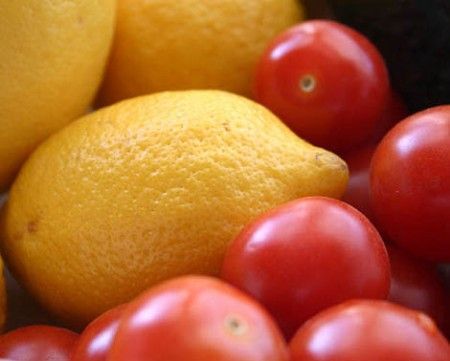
[221,197,390,338]
[370,105,450,261]
[108,276,289,361]
[253,20,389,152]
[0,325,79,361]
[72,304,126,361]
[289,300,450,361]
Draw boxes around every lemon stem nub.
[299,74,316,93]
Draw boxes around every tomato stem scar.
[225,314,248,336]
[299,74,316,93]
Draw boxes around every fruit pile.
[0,0,448,360]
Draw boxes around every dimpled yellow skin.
[1,91,348,326]
[0,0,116,191]
[99,0,303,105]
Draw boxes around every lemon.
[98,0,304,105]
[1,90,347,326]
[0,0,116,191]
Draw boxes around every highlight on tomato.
[253,20,390,152]
[72,304,127,361]
[371,105,450,262]
[108,275,289,361]
[290,300,450,361]
[221,196,390,338]
[0,325,79,361]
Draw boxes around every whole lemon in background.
[1,90,347,326]
[0,0,116,191]
[98,0,304,105]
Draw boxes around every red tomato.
[289,300,450,361]
[221,197,390,338]
[253,20,389,152]
[342,144,377,223]
[0,325,79,361]
[387,245,447,330]
[72,304,126,361]
[370,105,450,261]
[108,276,289,361]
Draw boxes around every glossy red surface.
[290,300,450,361]
[371,105,450,261]
[108,276,288,361]
[221,197,390,338]
[72,304,126,361]
[253,20,389,152]
[0,325,78,361]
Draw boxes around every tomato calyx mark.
[224,314,248,337]
[299,74,316,93]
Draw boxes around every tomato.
[221,197,390,338]
[253,20,389,152]
[72,304,126,361]
[322,151,449,330]
[108,276,289,361]
[0,325,79,361]
[342,144,377,223]
[387,245,447,331]
[370,105,450,261]
[289,300,450,361]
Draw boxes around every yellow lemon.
[98,0,304,105]
[1,90,347,326]
[0,0,116,191]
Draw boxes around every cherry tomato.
[290,300,450,361]
[342,144,377,223]
[253,20,389,152]
[221,197,390,338]
[370,105,450,261]
[387,245,447,331]
[344,150,449,331]
[72,304,126,361]
[108,276,289,361]
[0,325,79,361]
